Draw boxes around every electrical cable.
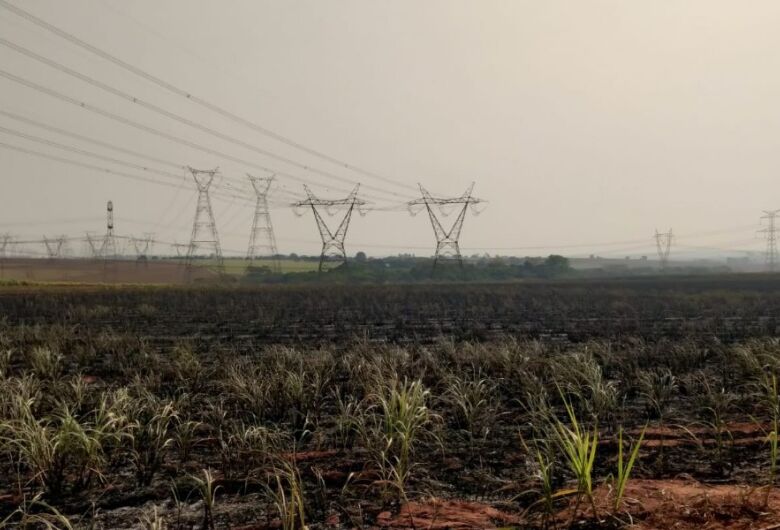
[0,0,417,194]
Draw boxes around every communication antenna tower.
[43,235,66,259]
[759,209,780,272]
[186,167,223,272]
[246,174,280,272]
[292,184,366,272]
[408,183,484,269]
[654,229,674,271]
[101,200,117,259]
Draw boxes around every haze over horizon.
[2,1,778,260]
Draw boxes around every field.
[0,258,330,285]
[175,258,323,276]
[1,276,780,529]
[0,259,217,285]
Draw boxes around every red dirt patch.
[280,449,339,463]
[377,498,521,529]
[627,422,768,448]
[570,479,780,530]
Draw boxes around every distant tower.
[0,234,12,259]
[0,234,11,278]
[172,242,190,258]
[292,184,365,272]
[654,229,674,271]
[85,232,101,258]
[408,184,484,269]
[43,235,66,259]
[131,233,154,266]
[246,174,280,272]
[759,210,780,272]
[101,201,118,259]
[186,167,223,272]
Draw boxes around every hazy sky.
[1,1,778,258]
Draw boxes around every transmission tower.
[186,167,223,271]
[85,232,102,258]
[0,234,12,258]
[172,242,190,258]
[408,184,484,269]
[654,229,674,271]
[0,234,11,278]
[100,200,118,259]
[246,174,280,272]
[759,209,780,272]
[131,233,154,266]
[42,235,66,259]
[292,184,366,272]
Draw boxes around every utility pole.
[408,183,484,269]
[186,167,223,273]
[292,184,365,272]
[246,174,280,272]
[654,228,673,271]
[759,209,780,272]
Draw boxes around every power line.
[0,0,416,194]
[0,35,413,201]
[0,140,190,191]
[0,109,182,171]
[0,109,305,201]
[0,67,388,202]
[0,124,183,182]
[0,126,295,207]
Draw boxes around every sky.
[1,0,778,260]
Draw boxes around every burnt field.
[1,275,780,529]
[0,259,215,285]
[2,274,780,345]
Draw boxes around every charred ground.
[1,275,780,528]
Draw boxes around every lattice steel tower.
[0,234,11,278]
[186,167,223,271]
[172,242,190,258]
[759,210,780,272]
[131,233,153,266]
[408,183,484,268]
[0,234,12,258]
[42,235,66,259]
[293,184,365,272]
[246,174,280,272]
[85,232,101,258]
[654,228,674,271]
